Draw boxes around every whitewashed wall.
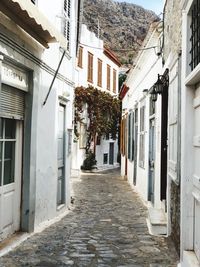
[0,0,78,232]
[121,24,163,208]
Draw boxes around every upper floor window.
[97,59,102,87]
[87,52,93,83]
[107,64,111,90]
[113,69,117,93]
[190,0,200,70]
[78,46,83,68]
[63,0,71,51]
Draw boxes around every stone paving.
[0,169,179,267]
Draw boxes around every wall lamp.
[149,69,169,102]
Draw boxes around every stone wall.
[163,0,182,62]
[170,180,180,254]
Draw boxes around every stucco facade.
[0,0,82,240]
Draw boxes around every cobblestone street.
[0,169,178,267]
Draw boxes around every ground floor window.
[0,118,16,186]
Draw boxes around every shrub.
[81,152,97,170]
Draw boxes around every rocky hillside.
[83,0,159,65]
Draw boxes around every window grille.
[63,0,71,50]
[190,0,200,70]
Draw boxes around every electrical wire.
[79,42,157,52]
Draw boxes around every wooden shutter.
[139,105,145,167]
[113,69,116,93]
[97,59,102,87]
[78,46,83,68]
[87,52,93,83]
[131,111,134,161]
[128,113,131,159]
[107,65,111,90]
[63,0,71,50]
[0,84,25,120]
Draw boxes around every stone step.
[147,208,167,236]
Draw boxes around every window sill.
[87,80,93,84]
[185,63,200,85]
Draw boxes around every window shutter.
[97,59,102,87]
[0,84,25,120]
[128,113,131,160]
[113,69,116,93]
[107,65,111,90]
[78,46,83,68]
[139,105,145,168]
[87,53,93,83]
[63,0,71,50]
[131,111,134,161]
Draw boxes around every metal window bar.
[190,0,200,70]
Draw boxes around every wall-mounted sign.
[2,63,28,92]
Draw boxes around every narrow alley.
[0,169,178,267]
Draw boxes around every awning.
[0,0,67,49]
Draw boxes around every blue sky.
[115,0,163,15]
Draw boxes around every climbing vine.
[74,85,121,153]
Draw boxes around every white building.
[180,0,200,265]
[72,24,121,173]
[120,22,169,234]
[0,0,82,241]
